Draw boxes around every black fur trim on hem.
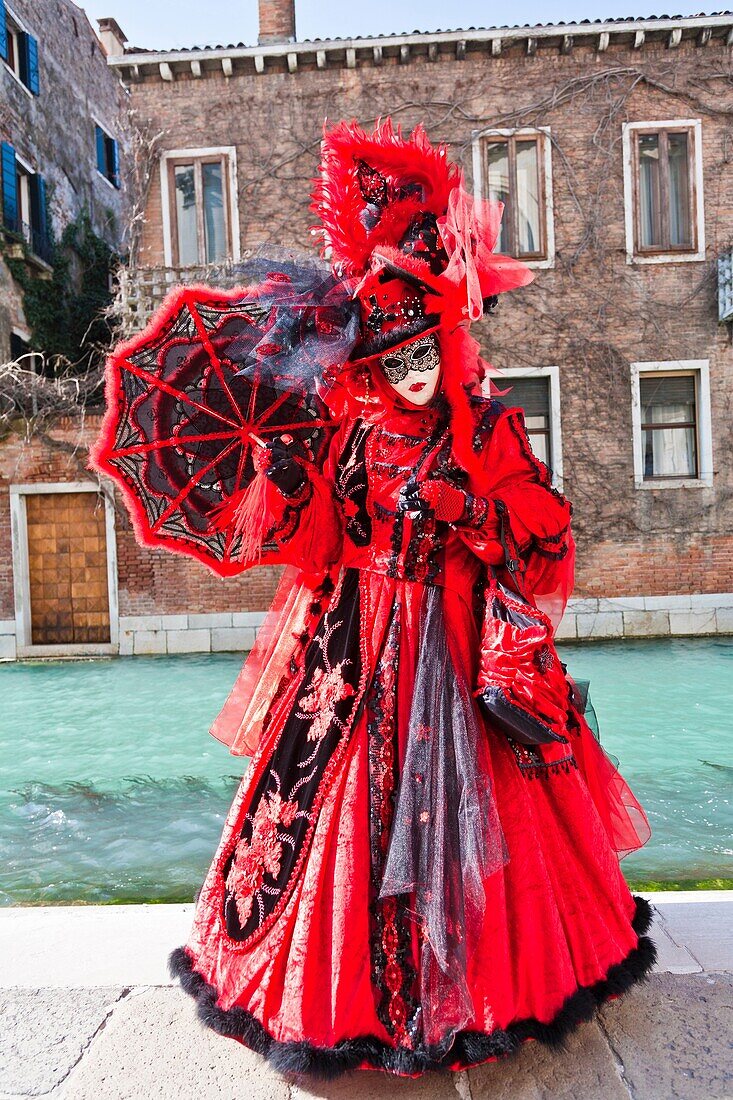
[168,894,657,1080]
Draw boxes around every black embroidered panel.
[334,421,372,547]
[222,569,362,943]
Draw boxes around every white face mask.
[378,334,441,406]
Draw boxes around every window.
[479,130,553,264]
[640,374,698,480]
[10,329,38,365]
[491,366,563,486]
[631,361,712,487]
[10,329,42,391]
[95,124,120,189]
[623,121,705,263]
[162,150,238,268]
[0,4,40,94]
[1,142,50,262]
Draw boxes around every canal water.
[1,638,731,904]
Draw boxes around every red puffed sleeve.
[457,404,575,630]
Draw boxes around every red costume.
[95,119,655,1078]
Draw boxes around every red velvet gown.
[170,389,655,1078]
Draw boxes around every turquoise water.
[1,639,731,905]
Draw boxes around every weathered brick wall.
[0,418,280,621]
[0,0,130,358]
[125,33,733,599]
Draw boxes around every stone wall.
[0,0,130,359]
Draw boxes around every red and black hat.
[311,118,534,365]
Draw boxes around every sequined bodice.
[333,408,474,585]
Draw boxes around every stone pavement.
[1,893,732,1100]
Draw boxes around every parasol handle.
[245,430,267,448]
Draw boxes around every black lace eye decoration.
[379,336,440,385]
[381,355,408,384]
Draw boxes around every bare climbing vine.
[5,50,732,545]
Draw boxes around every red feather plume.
[311,117,462,278]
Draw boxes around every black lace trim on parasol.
[169,895,656,1079]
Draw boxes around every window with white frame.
[477,129,553,264]
[162,148,238,267]
[492,366,563,485]
[631,361,712,487]
[0,142,50,262]
[10,328,40,369]
[0,3,40,94]
[623,121,705,263]
[95,123,120,189]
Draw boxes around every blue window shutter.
[1,141,18,231]
[28,173,49,260]
[29,173,47,232]
[37,175,47,231]
[18,31,28,84]
[95,124,106,176]
[18,32,40,93]
[0,6,9,64]
[110,137,120,188]
[25,33,39,94]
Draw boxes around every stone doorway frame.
[10,481,119,658]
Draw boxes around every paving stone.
[0,987,127,1097]
[0,904,194,989]
[292,1067,460,1098]
[655,899,733,971]
[467,1019,628,1099]
[63,987,290,1100]
[598,972,733,1100]
[649,913,702,974]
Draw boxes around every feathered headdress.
[312,118,535,475]
[311,118,533,361]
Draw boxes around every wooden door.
[25,491,111,645]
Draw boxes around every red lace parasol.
[90,283,337,576]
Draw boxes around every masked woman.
[96,119,655,1078]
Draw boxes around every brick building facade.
[2,4,732,659]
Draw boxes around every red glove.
[419,479,468,522]
[419,479,494,527]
